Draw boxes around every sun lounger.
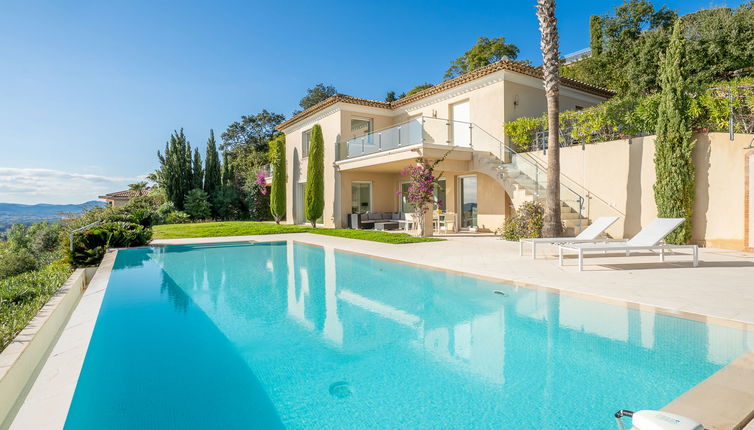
[558,218,698,271]
[519,216,621,258]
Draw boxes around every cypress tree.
[589,15,602,56]
[304,124,324,228]
[269,135,286,224]
[203,130,222,195]
[653,21,695,244]
[157,129,192,210]
[222,151,235,186]
[192,147,203,190]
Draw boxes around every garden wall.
[528,132,753,250]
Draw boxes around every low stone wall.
[0,267,95,429]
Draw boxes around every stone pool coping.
[8,234,754,429]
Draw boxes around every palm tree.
[536,0,563,237]
[128,181,149,195]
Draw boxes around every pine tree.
[203,130,222,197]
[304,124,324,227]
[589,15,603,56]
[157,129,192,210]
[269,135,286,223]
[192,147,203,190]
[653,21,695,244]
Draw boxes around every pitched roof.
[98,188,151,200]
[275,60,615,131]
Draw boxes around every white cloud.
[0,167,147,204]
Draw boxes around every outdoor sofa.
[350,212,407,230]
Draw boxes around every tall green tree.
[537,0,563,238]
[296,83,337,114]
[405,83,434,97]
[203,130,222,195]
[304,124,324,228]
[444,36,520,79]
[157,129,192,210]
[220,110,285,153]
[192,147,203,190]
[222,151,235,187]
[653,21,695,244]
[589,15,603,55]
[269,135,286,224]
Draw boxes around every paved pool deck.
[9,233,754,429]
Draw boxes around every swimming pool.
[64,241,753,429]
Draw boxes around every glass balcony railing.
[344,116,481,159]
[345,118,424,158]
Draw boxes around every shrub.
[505,116,545,151]
[184,188,212,220]
[498,201,544,241]
[165,211,191,224]
[212,185,240,221]
[69,222,152,267]
[127,207,158,228]
[244,171,270,221]
[28,222,63,254]
[0,249,39,280]
[1,261,72,351]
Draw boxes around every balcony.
[343,116,484,160]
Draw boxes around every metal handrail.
[460,120,625,217]
[68,221,101,252]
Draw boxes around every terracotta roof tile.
[275,60,615,131]
[99,188,151,199]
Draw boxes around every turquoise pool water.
[65,242,753,429]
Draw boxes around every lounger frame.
[558,244,699,271]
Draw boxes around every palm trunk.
[537,0,563,238]
[544,96,562,237]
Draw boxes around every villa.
[98,188,151,208]
[276,60,613,234]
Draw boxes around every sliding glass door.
[351,182,371,214]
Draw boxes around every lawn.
[152,221,444,244]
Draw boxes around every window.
[302,129,312,157]
[351,182,371,214]
[350,117,373,137]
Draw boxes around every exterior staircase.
[472,150,589,236]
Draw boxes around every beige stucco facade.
[528,133,754,250]
[278,65,608,232]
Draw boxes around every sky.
[0,0,745,204]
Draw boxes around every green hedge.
[504,76,754,151]
[0,261,72,351]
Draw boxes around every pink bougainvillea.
[399,155,448,235]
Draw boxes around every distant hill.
[0,200,105,232]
